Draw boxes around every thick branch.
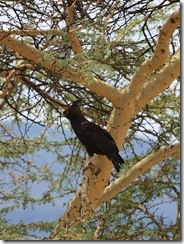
[0,33,122,105]
[50,143,180,239]
[114,9,180,139]
[65,0,83,58]
[49,155,110,240]
[125,9,180,102]
[135,49,180,113]
[96,143,180,207]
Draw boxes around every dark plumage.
[63,100,124,172]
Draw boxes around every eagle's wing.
[74,120,119,156]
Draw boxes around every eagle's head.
[63,100,83,120]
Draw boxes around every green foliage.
[0,0,180,240]
[0,218,55,240]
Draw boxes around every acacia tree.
[0,0,180,240]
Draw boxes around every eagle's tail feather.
[108,153,124,172]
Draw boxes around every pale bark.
[96,143,180,207]
[49,10,180,239]
[125,9,180,102]
[50,142,180,240]
[0,8,180,240]
[0,33,122,106]
[64,0,83,58]
[135,49,180,113]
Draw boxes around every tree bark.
[0,9,180,240]
[49,10,180,239]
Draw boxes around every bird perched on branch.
[63,100,124,172]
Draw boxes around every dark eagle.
[63,100,124,172]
